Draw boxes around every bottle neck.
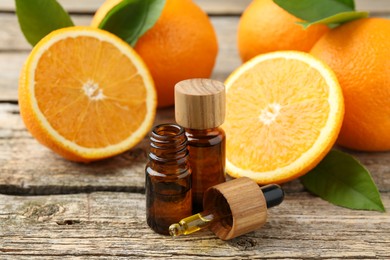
[149,124,189,164]
[185,126,223,136]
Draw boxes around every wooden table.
[1,1,389,258]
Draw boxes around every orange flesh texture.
[34,36,147,148]
[225,58,330,172]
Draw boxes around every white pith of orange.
[224,51,344,184]
[19,26,156,162]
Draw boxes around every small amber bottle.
[175,79,226,213]
[145,123,192,235]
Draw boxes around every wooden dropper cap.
[175,79,225,129]
[203,177,268,240]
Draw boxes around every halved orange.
[224,51,344,184]
[19,26,156,162]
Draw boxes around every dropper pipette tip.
[169,223,184,237]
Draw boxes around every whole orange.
[311,18,390,151]
[237,0,329,62]
[92,0,218,107]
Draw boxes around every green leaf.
[273,0,368,28]
[335,0,355,9]
[273,0,355,21]
[301,150,385,212]
[298,11,369,29]
[98,0,166,47]
[15,0,74,46]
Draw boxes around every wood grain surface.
[1,192,389,259]
[1,104,389,194]
[0,0,389,259]
[175,79,226,129]
[1,0,389,14]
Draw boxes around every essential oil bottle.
[175,79,226,213]
[145,123,192,235]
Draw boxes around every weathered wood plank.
[1,0,106,13]
[2,5,390,53]
[0,13,239,54]
[0,192,389,259]
[0,14,93,51]
[0,104,174,195]
[0,0,252,14]
[0,52,27,101]
[1,11,389,102]
[0,15,240,101]
[0,2,389,259]
[1,0,389,14]
[0,103,389,194]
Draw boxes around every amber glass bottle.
[185,127,225,212]
[145,123,192,235]
[175,79,226,213]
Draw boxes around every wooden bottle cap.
[175,79,225,129]
[203,177,267,240]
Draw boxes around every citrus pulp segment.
[224,51,344,184]
[18,26,156,162]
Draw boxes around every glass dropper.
[169,184,284,237]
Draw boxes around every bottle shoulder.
[146,162,191,178]
[185,127,225,146]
